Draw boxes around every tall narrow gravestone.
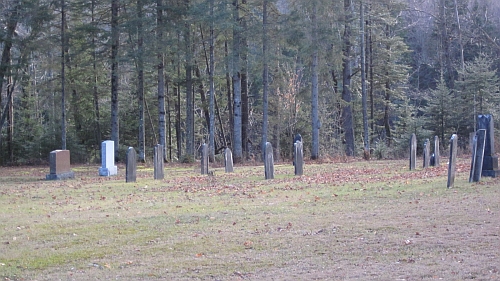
[224,148,234,173]
[477,115,499,177]
[447,134,458,188]
[201,143,209,175]
[409,133,417,170]
[126,147,137,183]
[423,139,430,168]
[46,150,75,180]
[265,142,274,179]
[294,141,304,176]
[469,129,486,182]
[432,136,440,166]
[99,140,118,176]
[154,144,164,180]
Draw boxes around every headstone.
[201,143,209,175]
[224,148,234,173]
[99,140,118,176]
[469,129,486,182]
[294,141,304,176]
[265,142,274,179]
[154,144,164,180]
[477,115,499,177]
[46,150,75,180]
[432,136,440,166]
[447,134,458,188]
[293,134,302,166]
[409,133,417,170]
[126,147,137,183]
[423,139,430,168]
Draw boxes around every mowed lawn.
[0,158,499,280]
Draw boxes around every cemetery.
[0,136,499,280]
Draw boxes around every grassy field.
[0,158,499,280]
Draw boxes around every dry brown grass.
[0,158,499,280]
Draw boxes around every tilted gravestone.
[154,144,164,180]
[265,142,274,179]
[447,134,458,188]
[432,135,440,166]
[201,143,209,175]
[409,133,417,170]
[126,147,137,183]
[423,139,430,168]
[99,140,118,176]
[294,141,304,176]
[477,115,499,177]
[469,129,486,182]
[46,150,75,180]
[224,148,234,173]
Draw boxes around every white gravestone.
[99,140,118,176]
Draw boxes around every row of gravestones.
[46,136,305,181]
[410,114,499,188]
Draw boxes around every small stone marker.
[447,134,458,188]
[432,136,440,166]
[469,129,486,182]
[99,140,117,176]
[423,139,430,168]
[126,147,137,183]
[265,142,274,179]
[46,150,75,180]
[294,141,304,176]
[201,143,209,175]
[477,115,499,177]
[224,148,234,173]
[154,144,164,180]
[409,133,417,170]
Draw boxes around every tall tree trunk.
[195,65,210,129]
[262,0,269,160]
[232,0,243,163]
[360,2,369,159]
[92,0,102,149]
[137,0,145,162]
[0,2,20,132]
[61,0,67,150]
[439,0,454,89]
[342,0,355,157]
[240,0,248,159]
[311,4,320,160]
[225,40,233,148]
[157,0,167,162]
[111,0,120,161]
[384,25,392,146]
[7,81,13,162]
[209,0,216,162]
[185,11,194,160]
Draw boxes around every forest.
[0,0,499,165]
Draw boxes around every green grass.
[0,158,499,280]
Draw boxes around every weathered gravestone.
[99,140,118,176]
[409,133,417,170]
[469,129,486,182]
[126,147,137,183]
[46,150,75,180]
[265,142,274,179]
[477,115,499,177]
[154,144,164,180]
[294,141,304,176]
[423,139,430,168]
[447,134,458,188]
[224,148,234,173]
[432,136,440,166]
[201,143,209,175]
[293,134,302,166]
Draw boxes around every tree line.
[0,0,499,165]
